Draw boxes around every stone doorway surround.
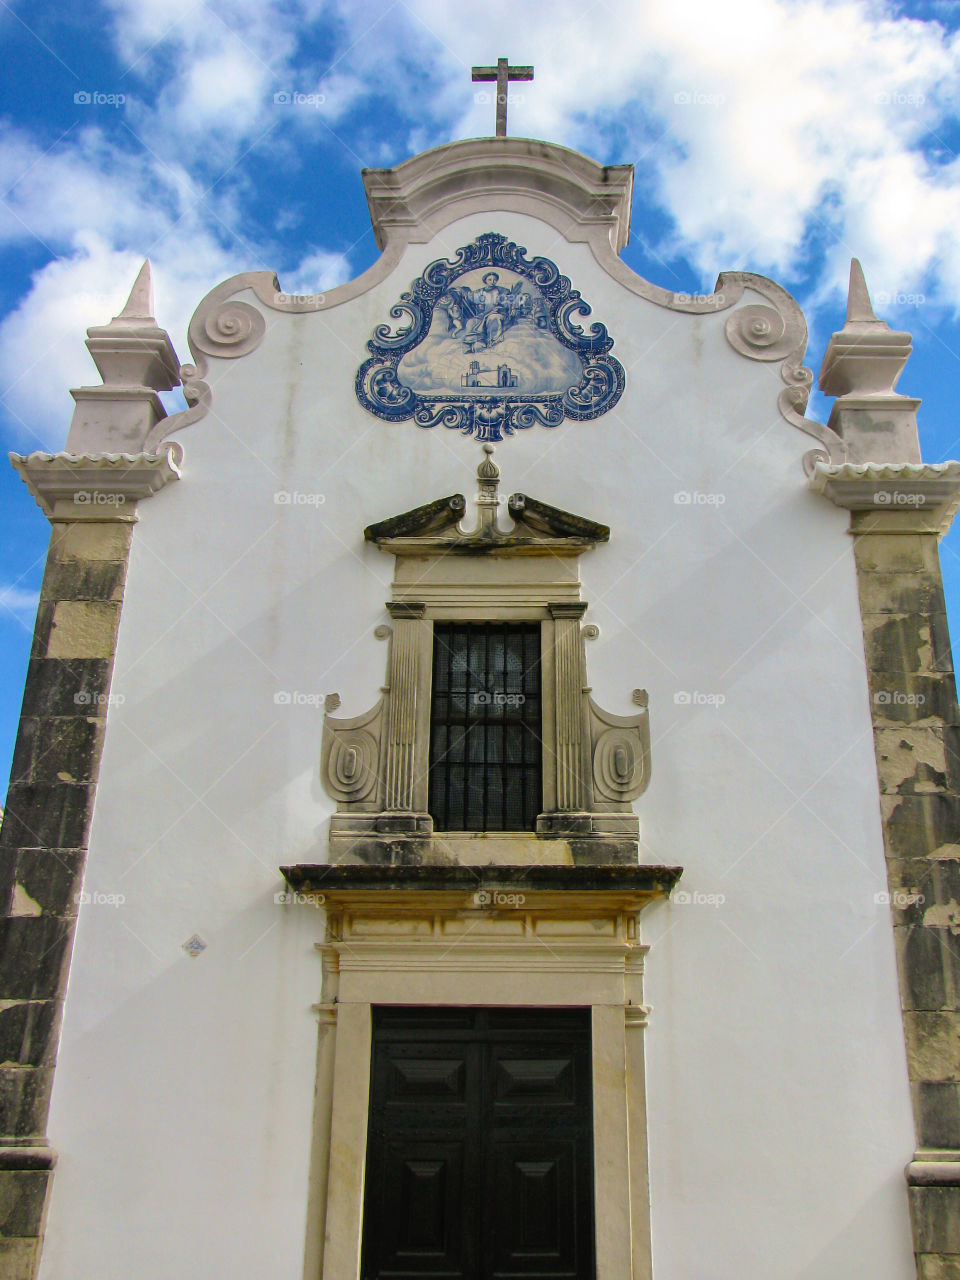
[280,863,681,1280]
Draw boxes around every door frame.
[306,885,656,1280]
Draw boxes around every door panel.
[361,1007,595,1280]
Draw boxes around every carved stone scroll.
[320,698,384,809]
[587,692,651,809]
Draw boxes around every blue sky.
[2,0,960,790]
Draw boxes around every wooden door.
[360,1007,595,1280]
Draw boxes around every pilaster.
[548,601,589,812]
[1,444,180,1276]
[812,467,960,1278]
[382,602,428,819]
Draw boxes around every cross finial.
[471,57,534,137]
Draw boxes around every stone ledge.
[910,1157,960,1187]
[810,459,960,536]
[282,862,682,903]
[9,442,182,521]
[0,1147,56,1172]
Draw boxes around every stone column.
[549,602,589,813]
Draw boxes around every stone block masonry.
[0,516,133,1278]
[853,515,960,1279]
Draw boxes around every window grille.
[428,622,542,831]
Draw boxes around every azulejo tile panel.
[356,232,625,442]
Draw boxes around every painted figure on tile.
[442,271,528,353]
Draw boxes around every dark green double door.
[361,1007,596,1280]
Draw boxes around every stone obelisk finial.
[66,260,181,454]
[817,259,920,463]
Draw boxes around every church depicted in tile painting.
[3,61,960,1280]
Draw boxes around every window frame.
[427,619,546,834]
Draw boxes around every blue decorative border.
[355,232,625,442]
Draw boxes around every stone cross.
[471,58,534,137]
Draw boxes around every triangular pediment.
[363,446,609,557]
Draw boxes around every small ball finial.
[477,442,500,483]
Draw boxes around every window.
[320,446,651,862]
[428,622,542,831]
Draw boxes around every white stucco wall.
[39,206,915,1279]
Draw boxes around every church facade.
[2,130,959,1279]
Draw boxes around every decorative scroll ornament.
[724,304,795,362]
[355,232,626,443]
[191,300,266,358]
[320,699,384,807]
[587,694,651,807]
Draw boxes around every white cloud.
[3,0,960,450]
[395,0,960,303]
[278,248,352,297]
[0,584,40,621]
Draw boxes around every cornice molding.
[808,459,960,535]
[9,442,183,520]
[362,136,634,253]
